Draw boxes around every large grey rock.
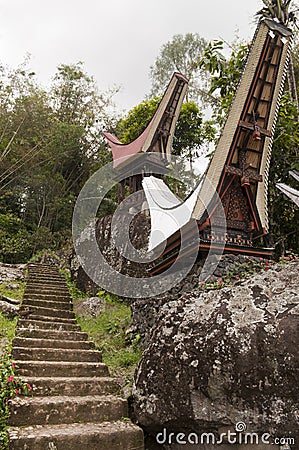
[0,299,19,318]
[5,283,21,290]
[0,263,26,283]
[74,297,106,318]
[74,214,151,295]
[133,261,299,448]
[0,294,20,318]
[130,255,262,348]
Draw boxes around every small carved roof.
[104,72,188,168]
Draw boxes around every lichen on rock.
[133,261,299,447]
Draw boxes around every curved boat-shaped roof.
[104,72,188,168]
[192,18,292,234]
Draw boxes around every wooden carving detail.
[221,178,253,232]
[225,147,263,187]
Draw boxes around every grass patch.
[0,314,17,350]
[0,279,24,351]
[77,299,142,370]
[64,279,142,386]
[0,281,25,302]
[61,270,89,302]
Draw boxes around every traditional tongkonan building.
[104,18,293,275]
[104,72,188,207]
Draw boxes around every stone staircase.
[8,264,144,450]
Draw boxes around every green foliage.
[0,351,32,449]
[0,314,18,347]
[0,282,25,302]
[0,211,67,263]
[268,94,299,254]
[74,291,142,377]
[256,0,298,26]
[0,229,31,263]
[117,97,161,143]
[0,280,23,348]
[0,278,25,449]
[198,39,248,125]
[0,213,32,263]
[118,97,216,173]
[0,191,22,216]
[0,278,24,344]
[149,33,209,103]
[173,101,215,159]
[0,61,118,263]
[272,94,299,169]
[63,271,89,302]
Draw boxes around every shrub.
[0,351,32,449]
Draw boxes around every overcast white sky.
[1,0,263,112]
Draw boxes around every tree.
[0,61,118,262]
[172,101,215,170]
[0,213,32,263]
[198,39,249,126]
[268,93,299,253]
[117,97,160,143]
[256,0,298,26]
[0,66,52,219]
[117,97,215,171]
[149,33,209,104]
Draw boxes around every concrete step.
[28,263,59,269]
[15,328,87,341]
[12,337,94,350]
[11,347,101,363]
[17,319,80,331]
[25,286,70,295]
[19,307,76,320]
[27,270,62,277]
[9,395,127,426]
[20,376,120,397]
[28,275,64,282]
[25,286,69,292]
[28,270,61,275]
[15,360,109,377]
[8,263,145,449]
[27,269,62,276]
[23,293,72,302]
[27,279,65,286]
[26,279,68,290]
[28,267,62,273]
[8,420,144,450]
[22,299,73,310]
